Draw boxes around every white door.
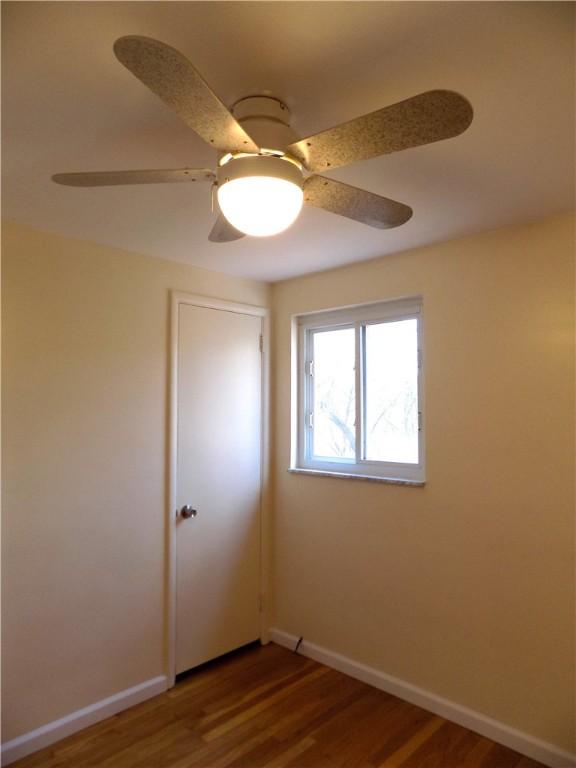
[175,299,263,675]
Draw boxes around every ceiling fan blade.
[52,168,215,187]
[288,90,473,172]
[208,214,245,242]
[114,36,259,154]
[304,175,412,229]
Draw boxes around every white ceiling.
[2,2,574,282]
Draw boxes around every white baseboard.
[1,675,167,766]
[269,628,575,768]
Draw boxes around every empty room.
[1,2,574,767]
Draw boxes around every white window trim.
[294,297,425,484]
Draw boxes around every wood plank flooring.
[11,643,546,768]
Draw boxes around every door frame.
[167,291,270,687]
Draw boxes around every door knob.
[180,505,197,520]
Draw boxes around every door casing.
[167,291,270,686]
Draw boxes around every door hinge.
[305,360,314,377]
[418,411,423,432]
[259,334,263,353]
[417,348,423,370]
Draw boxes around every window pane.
[365,319,419,464]
[312,327,355,459]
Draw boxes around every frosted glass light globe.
[218,176,303,237]
[217,155,304,238]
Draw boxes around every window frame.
[295,298,425,483]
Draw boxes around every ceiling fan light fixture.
[56,38,474,241]
[217,155,303,237]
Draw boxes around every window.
[294,298,424,483]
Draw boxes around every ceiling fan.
[52,36,473,241]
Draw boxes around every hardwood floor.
[12,643,546,768]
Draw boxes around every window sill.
[288,468,425,487]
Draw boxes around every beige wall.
[1,221,269,742]
[271,213,575,752]
[3,214,574,753]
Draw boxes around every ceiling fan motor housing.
[217,154,302,190]
[231,96,299,154]
[218,96,304,192]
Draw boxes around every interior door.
[175,300,263,675]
